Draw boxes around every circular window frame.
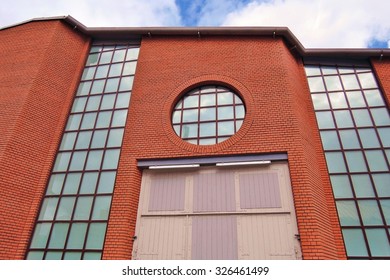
[162,75,254,153]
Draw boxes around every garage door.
[132,162,302,260]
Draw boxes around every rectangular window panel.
[342,229,368,257]
[320,131,341,150]
[46,174,65,195]
[66,223,88,249]
[365,229,390,257]
[62,173,82,194]
[330,175,353,198]
[325,152,347,173]
[351,174,375,198]
[336,201,360,226]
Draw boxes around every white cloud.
[0,0,181,28]
[222,0,390,48]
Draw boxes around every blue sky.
[1,0,389,48]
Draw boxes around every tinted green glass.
[339,129,360,149]
[96,111,112,128]
[325,152,347,173]
[62,173,82,194]
[351,174,375,198]
[30,223,51,248]
[315,111,335,129]
[80,172,99,194]
[358,128,380,148]
[75,131,92,149]
[97,171,117,194]
[365,150,388,172]
[53,152,71,172]
[60,132,77,151]
[358,200,383,225]
[68,151,87,171]
[90,130,108,148]
[38,198,59,220]
[85,95,101,111]
[66,223,88,249]
[111,110,128,127]
[85,223,107,249]
[366,229,390,256]
[73,197,94,220]
[345,151,367,172]
[115,92,131,109]
[373,174,390,197]
[56,197,76,220]
[102,149,120,170]
[330,175,353,198]
[336,201,360,226]
[85,150,104,170]
[46,174,65,195]
[92,196,112,220]
[342,229,368,257]
[48,223,69,249]
[107,129,124,147]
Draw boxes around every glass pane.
[48,223,69,249]
[336,201,360,226]
[334,110,354,128]
[26,251,44,260]
[364,89,385,106]
[380,200,390,225]
[199,138,216,145]
[75,131,92,149]
[30,223,51,248]
[68,151,87,171]
[351,174,375,198]
[83,252,102,260]
[304,65,321,76]
[111,110,128,127]
[315,111,335,129]
[102,149,121,170]
[371,108,390,126]
[345,151,367,172]
[85,150,104,170]
[182,124,197,138]
[218,106,234,120]
[341,74,360,90]
[66,114,82,131]
[112,49,126,62]
[63,252,82,260]
[236,120,244,131]
[126,48,139,61]
[92,196,112,220]
[90,80,105,95]
[307,77,325,92]
[358,128,380,148]
[73,196,94,220]
[311,94,330,110]
[324,76,342,91]
[378,128,390,147]
[358,200,383,225]
[38,198,59,220]
[56,197,76,220]
[116,92,131,109]
[95,65,109,79]
[183,95,199,108]
[373,174,390,197]
[95,111,112,128]
[122,61,137,75]
[45,252,62,260]
[119,76,134,91]
[53,152,71,172]
[235,105,245,119]
[107,128,124,147]
[218,121,234,136]
[173,125,180,136]
[67,223,88,249]
[100,94,116,110]
[108,63,123,77]
[320,131,340,150]
[97,171,116,194]
[365,150,388,172]
[218,92,233,105]
[330,175,353,198]
[328,92,347,109]
[76,81,92,96]
[199,122,216,137]
[182,109,198,123]
[63,173,82,194]
[352,109,373,127]
[80,112,97,129]
[90,130,108,148]
[80,172,99,194]
[321,66,337,75]
[71,97,87,113]
[99,51,113,64]
[366,229,390,256]
[345,91,365,108]
[339,129,360,149]
[81,67,96,80]
[325,152,347,173]
[358,72,377,89]
[342,229,368,257]
[172,111,181,123]
[46,174,65,195]
[86,53,99,66]
[105,78,120,93]
[85,223,107,249]
[85,95,101,112]
[200,94,216,106]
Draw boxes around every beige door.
[132,162,302,260]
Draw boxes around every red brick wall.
[104,36,346,259]
[0,20,90,259]
[372,57,390,106]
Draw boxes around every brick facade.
[104,36,346,259]
[0,20,90,259]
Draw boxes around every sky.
[1,0,390,49]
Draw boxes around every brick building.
[0,16,389,260]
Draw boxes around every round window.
[172,85,245,145]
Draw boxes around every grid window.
[172,85,245,145]
[305,64,390,259]
[26,42,139,260]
